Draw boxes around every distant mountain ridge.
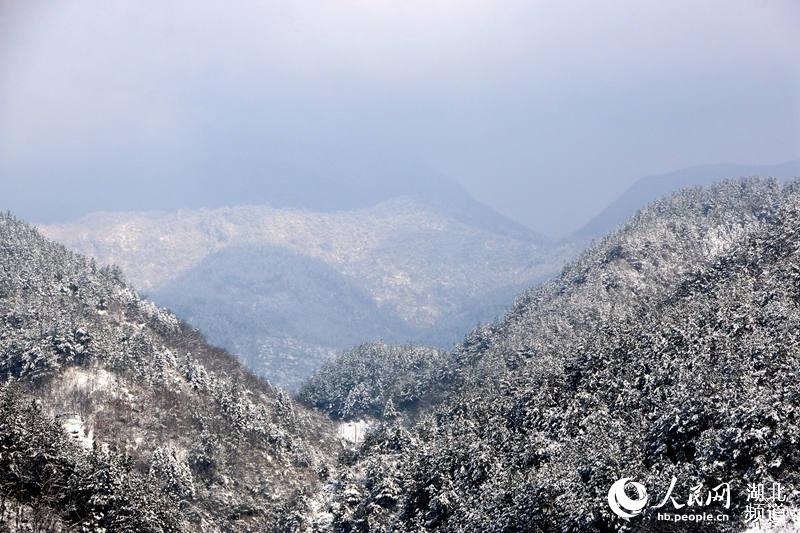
[302,178,791,417]
[150,244,416,387]
[5,145,545,245]
[571,159,800,240]
[40,197,569,389]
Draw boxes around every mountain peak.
[571,159,800,241]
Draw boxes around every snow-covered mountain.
[309,178,800,531]
[571,159,800,241]
[40,198,569,389]
[0,213,338,531]
[5,177,800,531]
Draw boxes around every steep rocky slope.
[0,213,339,531]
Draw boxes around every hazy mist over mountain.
[3,0,799,399]
[3,2,800,531]
[572,160,800,241]
[2,1,799,237]
[40,198,566,389]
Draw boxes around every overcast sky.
[1,0,798,237]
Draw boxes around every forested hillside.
[40,198,566,389]
[0,213,338,531]
[150,246,416,390]
[311,178,800,531]
[299,342,446,421]
[304,179,788,416]
[5,177,800,532]
[435,178,788,400]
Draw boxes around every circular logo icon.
[608,478,649,520]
